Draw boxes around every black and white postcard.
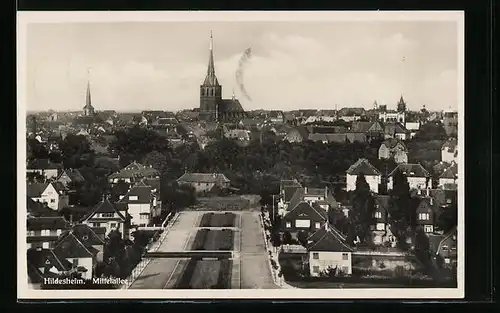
[17,11,464,299]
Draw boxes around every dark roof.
[389,163,430,177]
[218,99,245,112]
[60,224,105,247]
[381,138,407,150]
[58,169,85,183]
[384,122,408,135]
[81,198,126,222]
[177,173,230,184]
[53,232,98,259]
[27,248,71,283]
[439,162,458,179]
[26,183,49,198]
[350,121,373,132]
[108,162,160,180]
[288,188,305,211]
[118,185,153,204]
[142,178,161,191]
[27,159,61,170]
[280,179,302,190]
[27,197,59,217]
[283,186,302,202]
[346,158,381,176]
[306,224,353,252]
[27,216,70,231]
[288,201,328,220]
[375,195,390,212]
[346,132,367,143]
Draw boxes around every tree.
[142,150,168,175]
[282,231,293,245]
[350,174,375,241]
[414,121,448,141]
[436,205,457,234]
[270,231,282,248]
[297,230,309,247]
[59,134,95,169]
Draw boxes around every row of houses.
[275,179,458,276]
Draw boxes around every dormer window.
[374,211,382,219]
[129,195,138,201]
[418,213,430,220]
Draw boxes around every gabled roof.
[118,185,153,204]
[219,99,245,112]
[436,226,457,255]
[27,159,61,170]
[286,201,328,220]
[280,179,302,190]
[27,182,50,198]
[283,186,302,203]
[306,224,353,252]
[439,162,458,179]
[57,169,85,183]
[384,122,408,135]
[81,198,126,222]
[381,138,407,150]
[27,248,71,283]
[27,216,70,231]
[346,158,381,176]
[53,232,98,259]
[177,173,230,184]
[60,224,105,247]
[389,163,430,177]
[442,138,457,151]
[108,162,160,180]
[350,121,373,133]
[346,132,367,143]
[27,197,59,217]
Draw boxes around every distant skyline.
[24,19,460,112]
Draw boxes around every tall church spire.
[86,80,92,108]
[203,31,219,86]
[83,69,95,116]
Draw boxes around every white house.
[27,182,69,211]
[441,138,458,163]
[118,181,159,227]
[81,198,127,239]
[52,231,98,280]
[378,138,408,164]
[438,162,458,189]
[346,159,382,193]
[177,173,230,193]
[388,163,431,191]
[405,122,420,138]
[307,224,354,276]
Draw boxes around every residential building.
[27,248,72,287]
[108,161,160,185]
[441,138,458,163]
[307,223,354,276]
[52,230,99,279]
[383,122,409,140]
[371,195,397,247]
[268,110,285,123]
[415,198,436,233]
[284,126,310,143]
[281,201,328,236]
[224,129,251,141]
[56,169,85,186]
[388,163,431,191]
[27,182,69,211]
[283,186,338,216]
[27,159,61,180]
[176,173,230,193]
[378,138,408,164]
[438,162,458,189]
[59,224,105,254]
[27,197,59,218]
[443,109,458,137]
[118,181,160,227]
[27,216,70,249]
[405,121,420,138]
[346,159,382,193]
[433,227,458,269]
[278,179,302,212]
[81,198,127,239]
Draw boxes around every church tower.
[199,31,222,122]
[83,79,95,116]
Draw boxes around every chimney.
[304,187,308,194]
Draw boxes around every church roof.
[83,81,94,110]
[218,99,245,112]
[202,32,220,86]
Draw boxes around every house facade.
[416,198,436,233]
[52,232,98,280]
[81,198,127,239]
[387,163,431,191]
[307,224,354,276]
[108,162,160,185]
[378,138,408,164]
[27,182,69,211]
[27,159,61,180]
[346,159,382,193]
[441,138,458,163]
[435,227,457,269]
[438,163,458,189]
[281,201,328,236]
[27,216,70,249]
[177,173,230,193]
[118,181,159,227]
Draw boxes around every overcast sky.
[25,21,459,112]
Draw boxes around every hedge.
[191,229,209,250]
[199,213,213,227]
[174,258,198,289]
[215,259,233,289]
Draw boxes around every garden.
[191,229,234,251]
[174,259,233,289]
[199,212,236,227]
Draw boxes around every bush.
[175,258,198,289]
[199,213,213,227]
[215,259,233,288]
[192,229,209,250]
[216,230,234,250]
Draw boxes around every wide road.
[129,212,200,289]
[239,212,276,289]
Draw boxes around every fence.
[120,212,180,289]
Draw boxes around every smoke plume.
[235,47,252,101]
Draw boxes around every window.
[342,253,349,260]
[93,223,101,228]
[442,245,448,251]
[315,222,321,229]
[446,199,452,204]
[312,266,320,273]
[56,229,62,236]
[424,225,433,233]
[419,213,430,220]
[42,242,50,249]
[444,258,450,264]
[102,213,114,218]
[50,199,56,203]
[312,253,319,259]
[27,230,35,236]
[376,223,385,231]
[129,195,138,201]
[374,211,382,219]
[295,220,310,228]
[41,229,49,236]
[285,222,291,228]
[110,223,116,228]
[342,266,349,274]
[73,259,79,267]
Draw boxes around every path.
[239,212,276,289]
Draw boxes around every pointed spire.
[232,87,235,100]
[203,31,219,86]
